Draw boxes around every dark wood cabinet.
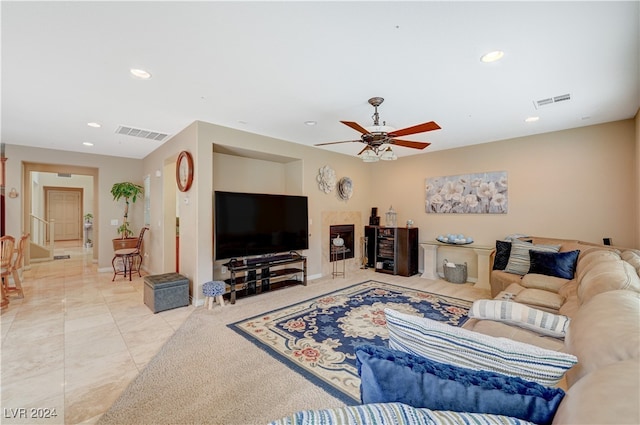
[365,226,418,277]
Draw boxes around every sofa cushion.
[514,288,565,311]
[528,250,580,280]
[521,273,570,293]
[578,259,640,305]
[552,360,640,425]
[493,240,512,270]
[469,300,570,338]
[574,249,620,283]
[385,308,577,387]
[564,289,640,386]
[490,270,523,297]
[356,344,565,425]
[504,240,560,276]
[621,250,640,275]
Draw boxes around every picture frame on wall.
[425,171,508,214]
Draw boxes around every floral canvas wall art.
[426,171,508,214]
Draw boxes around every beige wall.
[4,145,145,269]
[368,119,638,250]
[4,116,637,303]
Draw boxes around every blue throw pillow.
[355,344,565,425]
[528,250,580,279]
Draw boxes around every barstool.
[203,281,226,309]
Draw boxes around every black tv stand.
[223,252,307,304]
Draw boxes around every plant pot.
[113,238,137,250]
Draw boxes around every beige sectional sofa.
[465,236,640,424]
[272,237,640,425]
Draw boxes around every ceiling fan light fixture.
[366,124,395,133]
[359,146,380,162]
[380,146,397,161]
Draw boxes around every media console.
[223,252,307,304]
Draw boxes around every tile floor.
[1,241,195,424]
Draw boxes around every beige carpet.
[97,271,487,425]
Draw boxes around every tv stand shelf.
[223,253,307,304]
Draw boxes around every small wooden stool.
[203,281,225,309]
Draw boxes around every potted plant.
[111,182,144,250]
[84,213,93,228]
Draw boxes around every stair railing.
[29,214,55,260]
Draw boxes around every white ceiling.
[2,1,639,160]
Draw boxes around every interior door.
[46,188,82,241]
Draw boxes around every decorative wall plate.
[337,177,353,200]
[316,165,336,193]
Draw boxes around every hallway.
[1,240,194,424]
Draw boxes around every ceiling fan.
[315,97,441,161]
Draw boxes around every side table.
[420,241,494,291]
[331,247,346,278]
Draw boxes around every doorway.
[22,163,99,265]
[45,187,83,241]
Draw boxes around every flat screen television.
[214,191,309,260]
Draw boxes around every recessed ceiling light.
[480,50,505,63]
[304,121,317,126]
[525,116,540,123]
[87,122,101,128]
[130,68,152,79]
[83,142,94,146]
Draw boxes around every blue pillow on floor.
[355,344,565,425]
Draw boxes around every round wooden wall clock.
[176,150,194,192]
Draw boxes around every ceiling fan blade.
[390,139,431,150]
[388,121,441,137]
[356,146,370,156]
[314,140,361,147]
[340,121,371,134]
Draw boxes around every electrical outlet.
[221,266,228,274]
[111,219,119,226]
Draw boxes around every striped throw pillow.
[504,240,561,275]
[268,402,537,425]
[385,308,577,387]
[469,300,570,338]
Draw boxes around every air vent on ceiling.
[533,93,571,109]
[115,126,169,141]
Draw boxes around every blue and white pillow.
[385,308,577,387]
[268,402,538,425]
[504,239,560,276]
[470,299,571,338]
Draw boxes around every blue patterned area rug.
[229,280,471,404]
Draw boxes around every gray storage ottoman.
[144,273,189,313]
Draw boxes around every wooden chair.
[6,233,28,298]
[1,235,16,307]
[112,227,148,281]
